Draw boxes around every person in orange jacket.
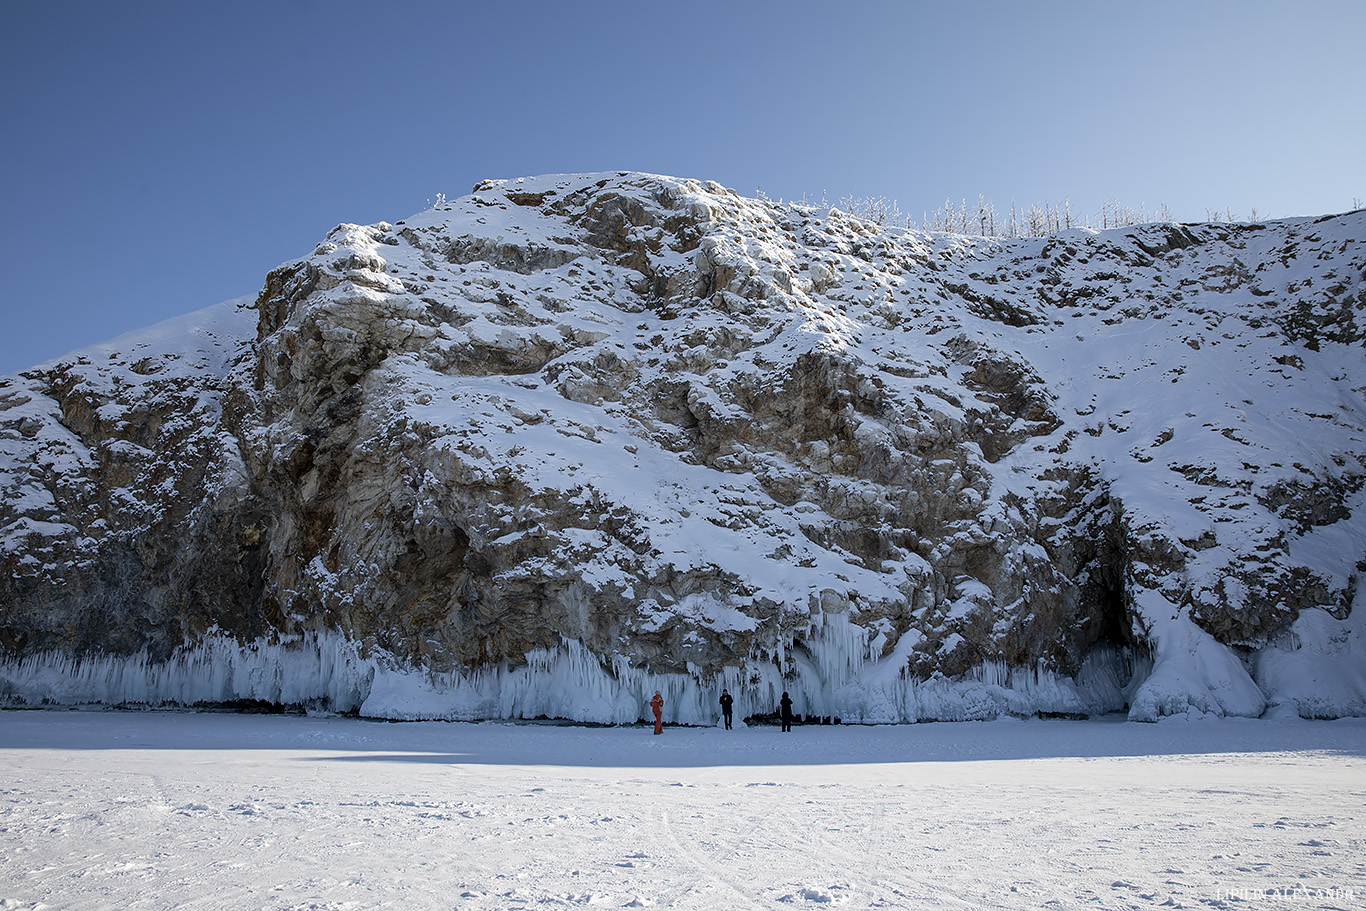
[650,692,664,734]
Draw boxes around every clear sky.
[2,0,1362,375]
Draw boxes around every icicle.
[0,632,376,713]
[1,627,1136,724]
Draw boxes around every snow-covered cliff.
[3,172,1364,722]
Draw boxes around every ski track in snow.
[1,711,1363,911]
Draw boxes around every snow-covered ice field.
[1,710,1362,911]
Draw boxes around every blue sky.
[2,0,1362,375]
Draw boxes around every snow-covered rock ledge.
[3,172,1365,722]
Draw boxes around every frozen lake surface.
[2,710,1363,910]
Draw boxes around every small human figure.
[720,688,734,730]
[650,692,664,735]
[780,691,794,733]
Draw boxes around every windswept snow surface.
[1,711,1363,910]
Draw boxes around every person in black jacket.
[780,691,794,732]
[720,689,734,729]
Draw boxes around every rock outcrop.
[3,173,1364,722]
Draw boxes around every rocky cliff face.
[3,173,1364,721]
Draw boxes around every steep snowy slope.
[2,173,1363,721]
